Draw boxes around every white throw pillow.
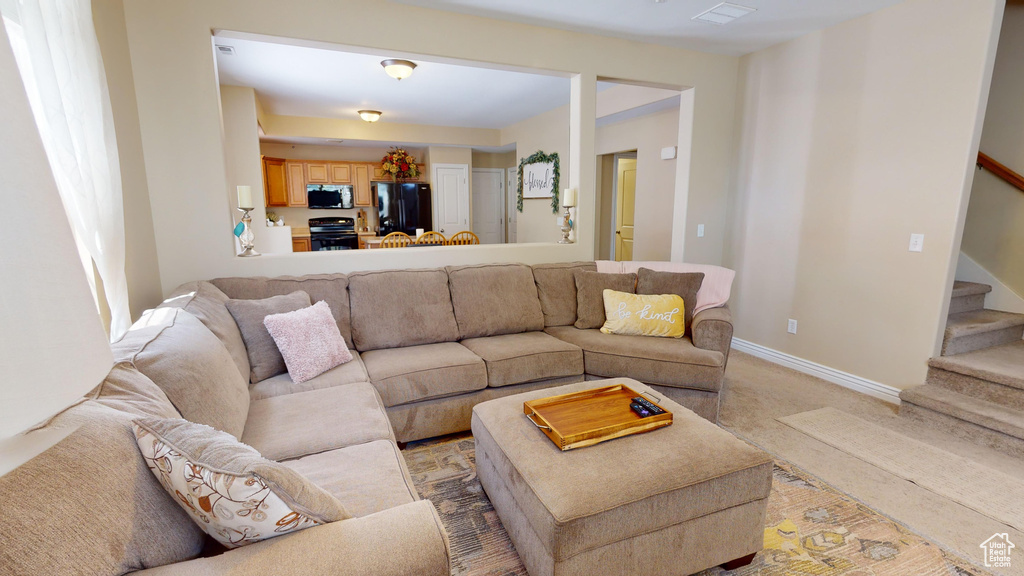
[263,301,353,383]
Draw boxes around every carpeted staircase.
[899,281,1024,458]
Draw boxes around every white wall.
[220,86,266,249]
[500,104,569,244]
[119,0,739,294]
[725,0,1003,389]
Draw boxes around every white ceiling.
[393,0,907,56]
[214,35,570,130]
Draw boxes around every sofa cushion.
[531,261,596,327]
[460,332,584,387]
[113,308,249,438]
[636,268,705,336]
[447,263,545,339]
[249,351,369,401]
[264,301,353,384]
[159,281,250,381]
[133,418,350,549]
[211,273,354,349]
[0,402,205,575]
[361,342,487,407]
[545,326,726,392]
[88,361,181,419]
[242,383,394,462]
[348,269,460,351]
[285,440,418,518]
[574,270,636,330]
[226,291,312,383]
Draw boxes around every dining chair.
[447,231,480,246]
[380,231,413,248]
[414,231,447,246]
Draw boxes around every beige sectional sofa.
[0,260,732,576]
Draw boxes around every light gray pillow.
[574,270,637,330]
[226,291,312,383]
[133,417,349,549]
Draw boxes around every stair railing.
[977,152,1024,193]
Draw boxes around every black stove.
[308,217,358,251]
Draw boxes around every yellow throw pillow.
[600,289,686,338]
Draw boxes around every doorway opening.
[596,151,637,261]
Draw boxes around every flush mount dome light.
[358,110,382,123]
[381,59,417,81]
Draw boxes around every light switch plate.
[697,224,705,237]
[661,146,677,160]
[787,319,798,334]
[909,233,924,252]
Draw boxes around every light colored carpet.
[779,407,1024,533]
[405,432,989,576]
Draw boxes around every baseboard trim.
[731,338,901,405]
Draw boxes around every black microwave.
[307,185,354,209]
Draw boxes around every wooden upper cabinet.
[285,161,307,207]
[353,163,372,206]
[263,156,288,207]
[329,162,351,184]
[307,162,329,184]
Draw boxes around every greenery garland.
[516,150,560,214]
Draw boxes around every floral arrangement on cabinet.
[381,147,419,181]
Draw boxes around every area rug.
[404,432,988,576]
[779,407,1024,533]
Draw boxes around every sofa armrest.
[130,500,450,576]
[691,305,734,358]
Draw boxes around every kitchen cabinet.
[263,156,288,207]
[292,237,311,252]
[285,161,307,207]
[307,162,329,184]
[329,163,352,184]
[353,163,372,206]
[357,232,376,250]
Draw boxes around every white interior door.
[433,164,470,237]
[472,168,504,244]
[506,167,518,243]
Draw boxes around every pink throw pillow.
[263,301,352,383]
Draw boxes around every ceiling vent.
[215,45,235,56]
[692,2,756,25]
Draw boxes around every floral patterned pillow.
[132,417,349,548]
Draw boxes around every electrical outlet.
[697,224,705,238]
[909,233,924,252]
[787,319,798,334]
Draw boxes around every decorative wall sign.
[517,151,560,213]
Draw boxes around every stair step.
[928,365,1024,411]
[899,385,1024,457]
[951,281,992,298]
[928,340,1024,391]
[942,309,1024,355]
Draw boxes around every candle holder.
[558,207,574,244]
[237,208,261,257]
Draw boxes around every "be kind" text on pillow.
[600,290,687,338]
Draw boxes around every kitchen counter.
[291,226,310,239]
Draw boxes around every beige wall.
[472,151,515,169]
[119,0,739,294]
[595,106,681,261]
[261,142,421,164]
[92,0,162,318]
[961,0,1024,297]
[221,86,266,240]
[725,0,1003,389]
[595,154,615,260]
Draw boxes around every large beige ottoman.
[471,378,773,576]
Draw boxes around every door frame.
[506,167,518,243]
[472,167,506,244]
[609,152,637,261]
[432,163,470,236]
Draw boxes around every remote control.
[630,402,652,418]
[632,396,665,416]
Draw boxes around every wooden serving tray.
[523,384,672,451]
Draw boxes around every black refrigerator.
[377,182,433,236]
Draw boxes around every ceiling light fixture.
[358,110,382,123]
[381,59,417,81]
[692,2,756,25]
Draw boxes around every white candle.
[561,188,576,208]
[237,185,254,209]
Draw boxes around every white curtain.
[2,0,130,338]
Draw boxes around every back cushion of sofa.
[89,361,182,419]
[158,280,250,381]
[211,274,353,349]
[348,268,460,351]
[447,263,545,339]
[112,308,249,438]
[531,261,596,327]
[0,401,205,574]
